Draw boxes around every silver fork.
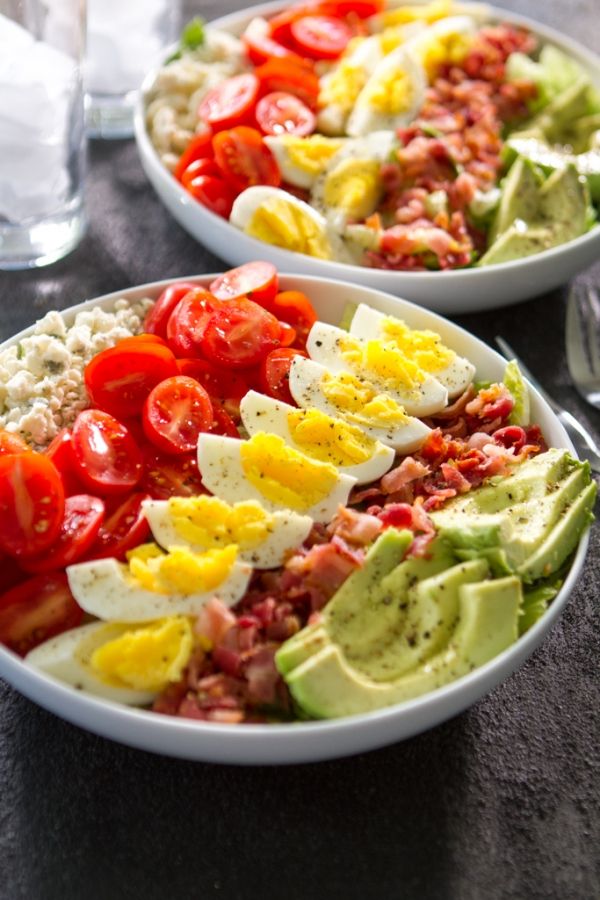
[494,336,600,475]
[566,284,600,409]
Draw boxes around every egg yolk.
[365,66,418,116]
[321,372,410,427]
[323,158,382,220]
[339,334,426,392]
[378,26,408,55]
[90,617,193,692]
[287,408,376,466]
[415,32,472,79]
[246,198,333,259]
[127,543,238,595]
[167,496,273,550]
[380,0,452,28]
[319,60,369,111]
[240,432,340,511]
[380,317,455,372]
[283,135,344,176]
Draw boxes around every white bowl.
[0,274,591,764]
[134,1,600,315]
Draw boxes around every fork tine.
[586,286,600,378]
[566,284,600,409]
[566,286,593,387]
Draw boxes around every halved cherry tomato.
[85,491,151,560]
[200,298,282,369]
[0,431,28,455]
[255,58,321,109]
[266,290,318,347]
[279,321,297,347]
[186,175,237,218]
[0,453,65,558]
[318,0,384,17]
[198,73,260,132]
[0,572,83,656]
[143,281,199,338]
[143,376,214,455]
[268,5,318,47]
[166,288,220,357]
[209,261,279,306]
[85,341,179,420]
[242,17,307,66]
[177,358,249,421]
[140,447,206,500]
[21,495,105,574]
[255,91,316,136]
[209,401,241,438]
[71,410,143,496]
[174,126,214,183]
[259,347,308,404]
[291,14,353,58]
[213,127,281,193]
[0,553,26,596]
[44,428,87,497]
[181,157,222,189]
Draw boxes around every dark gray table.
[1,2,599,898]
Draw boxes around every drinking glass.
[0,0,87,269]
[85,0,180,139]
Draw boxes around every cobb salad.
[0,262,595,723]
[144,0,600,272]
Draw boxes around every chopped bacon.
[381,456,430,494]
[244,646,281,706]
[465,383,514,421]
[194,597,237,646]
[286,537,363,609]
[327,505,383,546]
[432,384,476,420]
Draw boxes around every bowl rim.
[133,0,600,285]
[0,272,590,762]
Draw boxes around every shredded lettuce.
[504,360,530,426]
[338,302,358,332]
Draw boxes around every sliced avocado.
[275,623,329,675]
[478,224,556,266]
[536,164,589,239]
[488,157,543,245]
[528,76,592,143]
[285,576,522,718]
[505,136,600,203]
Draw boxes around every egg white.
[349,304,476,398]
[306,321,448,416]
[240,390,395,484]
[317,35,384,136]
[197,432,357,523]
[66,556,253,622]
[142,497,312,569]
[288,356,431,453]
[263,135,346,189]
[25,622,157,706]
[346,44,426,137]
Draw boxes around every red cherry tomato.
[20,495,105,574]
[143,281,199,338]
[259,347,308,404]
[198,73,260,132]
[255,58,321,110]
[180,157,222,188]
[71,410,143,497]
[140,447,206,500]
[318,0,384,17]
[200,298,282,369]
[209,402,241,438]
[255,91,316,136]
[291,15,353,59]
[84,341,179,420]
[177,358,249,421]
[266,290,318,347]
[0,431,29,455]
[166,288,220,357]
[186,174,237,219]
[0,552,27,595]
[0,572,83,656]
[0,453,65,559]
[173,126,214,183]
[44,428,87,497]
[213,127,282,193]
[143,376,214,456]
[209,261,279,306]
[268,6,316,47]
[85,492,151,560]
[279,321,297,347]
[242,18,307,66]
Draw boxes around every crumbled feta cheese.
[0,296,154,449]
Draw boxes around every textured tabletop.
[1,2,599,898]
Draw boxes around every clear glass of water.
[86,0,180,139]
[0,0,87,270]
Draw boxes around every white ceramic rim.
[0,273,591,764]
[133,1,600,302]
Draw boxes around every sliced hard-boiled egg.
[317,35,384,136]
[349,304,476,397]
[229,186,351,261]
[197,431,356,523]
[406,15,476,81]
[345,44,426,137]
[25,618,194,704]
[66,544,252,622]
[143,496,312,569]
[306,321,448,416]
[288,356,431,453]
[263,134,345,189]
[240,390,395,484]
[310,132,397,231]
